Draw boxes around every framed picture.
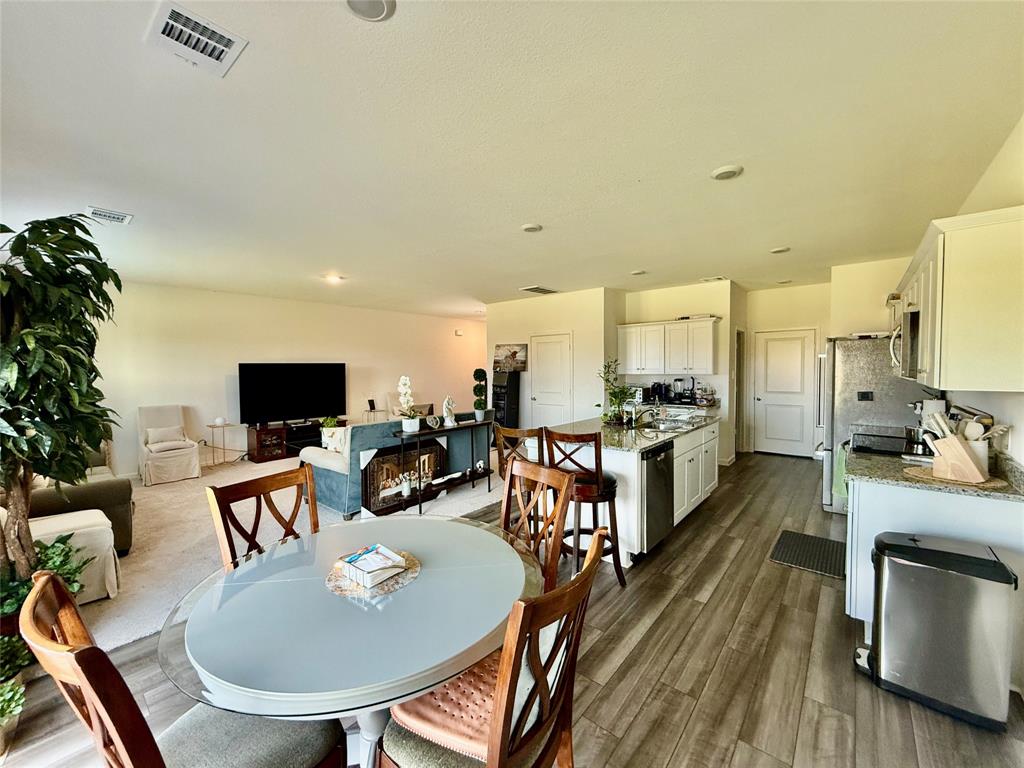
[493,343,528,372]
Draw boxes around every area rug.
[769,530,846,579]
[81,456,502,650]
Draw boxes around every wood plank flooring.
[6,453,1023,767]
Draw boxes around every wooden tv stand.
[246,420,347,463]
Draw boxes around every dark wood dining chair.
[206,464,319,567]
[494,425,545,480]
[499,457,574,592]
[378,529,609,768]
[544,427,627,587]
[19,570,346,768]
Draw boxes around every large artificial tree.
[0,215,120,580]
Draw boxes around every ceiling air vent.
[86,207,133,225]
[145,2,249,77]
[519,285,558,295]
[698,276,728,283]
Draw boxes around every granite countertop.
[845,451,1024,503]
[550,416,720,453]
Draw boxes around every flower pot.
[474,409,485,422]
[401,418,420,433]
[321,427,343,452]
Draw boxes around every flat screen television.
[238,363,346,425]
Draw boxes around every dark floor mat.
[769,530,846,579]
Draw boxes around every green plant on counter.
[0,534,93,618]
[321,416,338,429]
[598,359,635,424]
[0,678,25,723]
[472,368,488,412]
[0,637,32,682]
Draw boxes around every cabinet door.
[665,323,689,374]
[688,320,715,374]
[640,325,665,373]
[684,446,702,510]
[701,436,719,497]
[618,326,641,374]
[673,454,687,524]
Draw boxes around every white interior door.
[753,329,816,457]
[530,333,572,428]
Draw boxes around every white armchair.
[137,405,200,486]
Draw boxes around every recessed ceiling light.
[776,279,793,285]
[322,274,346,284]
[699,275,728,283]
[346,0,396,22]
[710,164,744,181]
[521,223,543,233]
[769,246,791,254]
[630,270,647,276]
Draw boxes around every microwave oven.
[891,307,920,379]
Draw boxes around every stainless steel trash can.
[856,532,1018,731]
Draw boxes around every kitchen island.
[549,415,721,560]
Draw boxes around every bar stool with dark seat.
[544,427,627,587]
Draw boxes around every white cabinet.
[673,451,687,524]
[701,436,719,496]
[684,446,702,511]
[621,318,717,376]
[617,324,665,374]
[640,325,665,374]
[896,206,1023,391]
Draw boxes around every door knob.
[530,396,537,401]
[755,396,762,401]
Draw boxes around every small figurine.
[442,395,457,427]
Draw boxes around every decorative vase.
[401,418,420,433]
[401,479,412,498]
[321,427,343,452]
[474,409,485,422]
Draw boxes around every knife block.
[932,435,989,483]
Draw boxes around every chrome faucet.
[632,405,658,426]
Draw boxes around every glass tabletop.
[157,516,542,718]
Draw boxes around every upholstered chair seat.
[159,705,343,768]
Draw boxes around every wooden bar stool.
[544,427,627,587]
[493,424,546,480]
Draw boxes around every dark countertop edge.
[845,453,1024,503]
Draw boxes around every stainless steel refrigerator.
[821,336,933,513]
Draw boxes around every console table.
[392,420,493,515]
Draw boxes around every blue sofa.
[300,410,493,518]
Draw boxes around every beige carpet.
[82,456,502,650]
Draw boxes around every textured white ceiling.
[2,1,1022,316]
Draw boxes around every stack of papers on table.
[336,544,406,588]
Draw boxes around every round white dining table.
[158,516,542,768]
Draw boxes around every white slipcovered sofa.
[137,405,201,487]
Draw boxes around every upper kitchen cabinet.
[619,318,718,376]
[618,323,665,374]
[666,319,717,374]
[895,206,1023,391]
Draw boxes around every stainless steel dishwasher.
[640,441,674,552]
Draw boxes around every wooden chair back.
[544,428,604,493]
[19,571,165,768]
[499,458,573,592]
[206,464,319,567]
[494,425,545,480]
[488,529,608,767]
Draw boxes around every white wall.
[485,288,612,427]
[97,282,486,476]
[623,280,736,462]
[829,257,912,336]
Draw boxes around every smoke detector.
[698,275,728,283]
[519,285,558,295]
[86,207,133,225]
[145,2,249,77]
